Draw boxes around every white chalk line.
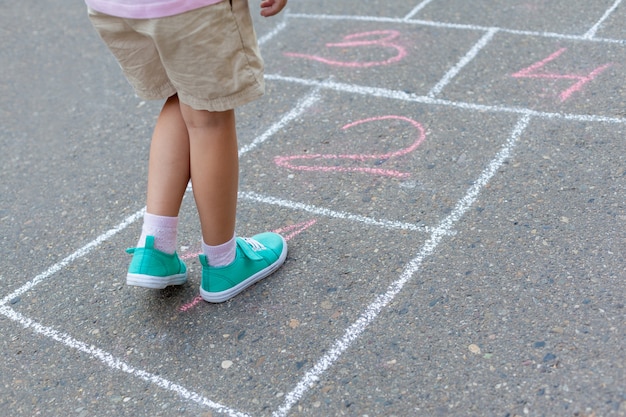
[238,87,321,157]
[403,0,436,20]
[286,12,626,45]
[239,191,438,234]
[257,13,288,46]
[272,113,533,417]
[428,27,499,98]
[265,74,626,124]
[0,304,252,417]
[0,207,145,307]
[584,0,623,39]
[287,12,493,31]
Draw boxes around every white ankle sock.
[138,213,179,254]
[202,235,236,267]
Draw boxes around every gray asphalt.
[1,1,624,416]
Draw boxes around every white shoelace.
[243,238,265,251]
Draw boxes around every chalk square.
[10,201,421,415]
[413,0,619,35]
[238,89,521,228]
[261,18,486,96]
[285,118,626,417]
[435,33,626,118]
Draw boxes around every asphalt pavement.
[1,0,624,416]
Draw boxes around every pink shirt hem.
[85,0,224,19]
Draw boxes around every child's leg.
[146,94,190,217]
[178,103,239,248]
[136,94,190,255]
[126,94,189,288]
[178,102,288,303]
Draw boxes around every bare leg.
[146,94,190,217]
[126,94,189,287]
[179,104,238,246]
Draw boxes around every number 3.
[284,30,407,68]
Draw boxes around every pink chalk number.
[512,48,611,102]
[274,115,426,179]
[284,30,407,68]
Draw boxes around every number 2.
[274,115,426,179]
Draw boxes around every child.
[86,0,289,302]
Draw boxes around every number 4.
[512,48,611,102]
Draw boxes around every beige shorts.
[88,0,264,111]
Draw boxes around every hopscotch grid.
[273,113,533,417]
[0,79,442,417]
[0,16,310,415]
[286,12,626,44]
[0,58,436,417]
[266,3,623,411]
[3,3,625,417]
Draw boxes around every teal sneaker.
[125,235,187,289]
[199,232,287,303]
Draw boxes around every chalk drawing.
[287,13,626,45]
[238,88,321,157]
[265,74,626,124]
[257,16,288,46]
[0,305,252,417]
[428,28,498,98]
[404,0,437,20]
[4,6,626,417]
[0,208,146,306]
[240,191,436,233]
[512,47,611,102]
[272,113,533,417]
[284,30,407,68]
[178,295,203,312]
[274,115,426,178]
[272,218,318,241]
[180,250,200,261]
[584,0,623,39]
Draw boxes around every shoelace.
[237,237,267,261]
[243,238,265,251]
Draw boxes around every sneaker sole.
[127,272,187,289]
[200,238,288,303]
